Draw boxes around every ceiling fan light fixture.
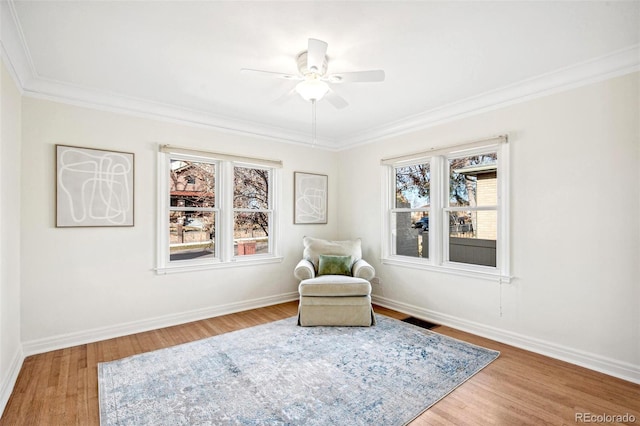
[295,78,329,101]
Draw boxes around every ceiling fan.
[241,38,385,109]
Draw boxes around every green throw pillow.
[318,254,353,276]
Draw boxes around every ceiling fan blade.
[324,90,349,109]
[240,68,301,80]
[272,84,298,106]
[307,38,328,74]
[327,70,386,83]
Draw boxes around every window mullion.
[169,207,217,213]
[233,208,272,213]
[497,142,510,277]
[391,208,428,213]
[220,161,234,262]
[270,169,279,256]
[158,152,170,267]
[430,156,445,266]
[446,206,497,212]
[266,167,275,255]
[382,166,393,260]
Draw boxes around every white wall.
[20,97,339,350]
[338,72,640,381]
[0,60,23,414]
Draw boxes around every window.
[393,163,431,259]
[157,146,281,273]
[168,158,217,262]
[383,136,510,281]
[446,152,498,267]
[233,165,273,256]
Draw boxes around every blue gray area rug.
[98,315,499,425]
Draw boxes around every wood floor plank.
[1,301,638,425]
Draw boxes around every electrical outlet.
[371,277,381,286]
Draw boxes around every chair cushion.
[303,236,362,271]
[299,276,371,297]
[318,254,352,276]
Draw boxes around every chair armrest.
[294,259,316,280]
[352,259,375,281]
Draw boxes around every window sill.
[156,255,284,275]
[381,256,511,283]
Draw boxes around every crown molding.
[0,0,35,91]
[339,44,640,149]
[22,76,340,149]
[2,0,638,152]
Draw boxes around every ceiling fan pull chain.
[312,99,317,147]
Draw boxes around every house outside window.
[446,152,498,267]
[382,136,510,281]
[157,146,282,273]
[168,158,217,262]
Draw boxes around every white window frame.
[381,136,511,282]
[157,146,282,274]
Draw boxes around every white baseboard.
[373,295,640,385]
[22,292,299,357]
[0,345,24,418]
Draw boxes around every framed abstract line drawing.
[56,144,135,227]
[294,172,327,224]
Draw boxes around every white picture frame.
[294,172,328,224]
[56,144,134,227]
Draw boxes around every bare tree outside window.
[396,164,430,208]
[233,166,271,255]
[393,163,430,258]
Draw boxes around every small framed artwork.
[294,172,328,224]
[56,144,134,227]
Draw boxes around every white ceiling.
[2,1,639,149]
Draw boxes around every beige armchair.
[295,237,376,326]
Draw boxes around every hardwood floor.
[2,302,638,425]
